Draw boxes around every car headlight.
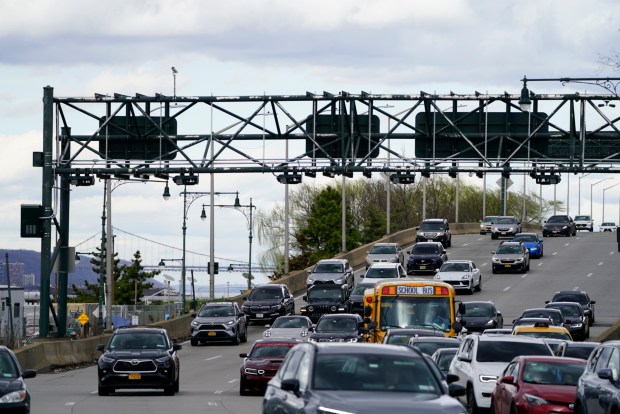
[191,320,199,327]
[330,305,337,312]
[244,367,259,375]
[562,226,568,230]
[308,337,318,342]
[530,247,538,251]
[515,257,524,262]
[0,390,27,403]
[100,355,115,364]
[433,274,440,280]
[346,337,358,342]
[226,320,234,325]
[307,276,315,283]
[479,374,498,383]
[571,323,583,328]
[271,305,280,310]
[524,393,548,406]
[264,330,272,337]
[241,305,249,311]
[301,330,308,337]
[462,274,470,280]
[492,258,501,262]
[485,319,495,326]
[156,356,172,364]
[335,276,346,284]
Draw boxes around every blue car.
[512,233,544,258]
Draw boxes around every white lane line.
[552,252,558,256]
[463,243,470,246]
[215,390,224,394]
[503,286,511,292]
[598,262,604,266]
[205,355,222,361]
[564,243,570,247]
[573,287,580,291]
[521,274,528,278]
[576,237,581,240]
[610,251,615,255]
[478,237,485,241]
[66,402,76,406]
[228,379,238,383]
[207,402,218,406]
[537,263,543,267]
[481,262,488,267]
[587,273,593,278]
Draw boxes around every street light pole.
[603,183,620,222]
[591,178,613,219]
[578,173,591,215]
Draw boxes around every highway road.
[26,231,618,414]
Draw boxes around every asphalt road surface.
[26,231,618,414]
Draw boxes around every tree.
[115,250,157,305]
[71,240,121,303]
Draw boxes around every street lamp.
[578,173,591,215]
[591,178,613,218]
[603,183,620,222]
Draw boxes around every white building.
[0,285,25,339]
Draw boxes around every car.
[490,355,586,414]
[574,214,594,232]
[306,259,354,292]
[542,214,577,237]
[449,334,554,413]
[512,321,573,341]
[512,232,544,258]
[300,284,349,323]
[407,336,461,356]
[361,262,407,280]
[431,347,459,376]
[513,308,566,327]
[345,281,377,316]
[549,290,596,325]
[434,259,482,295]
[364,242,404,269]
[238,338,300,395]
[490,216,522,239]
[491,241,530,273]
[553,340,600,360]
[96,326,181,396]
[263,342,467,414]
[0,345,37,413]
[600,221,617,231]
[545,301,589,341]
[480,216,498,234]
[241,283,295,324]
[382,327,446,345]
[416,218,452,247]
[406,241,449,274]
[512,317,554,328]
[458,301,504,333]
[308,313,366,343]
[189,301,248,346]
[263,315,314,342]
[574,340,620,414]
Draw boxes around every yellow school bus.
[362,280,461,343]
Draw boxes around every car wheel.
[98,386,111,396]
[540,248,543,257]
[492,268,498,274]
[240,379,249,396]
[526,261,530,271]
[190,338,198,347]
[491,234,497,240]
[466,385,479,414]
[232,330,240,345]
[164,382,175,395]
[591,313,595,325]
[448,237,452,247]
[242,325,248,342]
[475,276,482,292]
[468,282,475,295]
[584,323,590,339]
[174,373,180,393]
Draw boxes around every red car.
[490,355,586,414]
[239,338,300,395]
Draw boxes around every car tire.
[164,383,175,396]
[467,385,479,414]
[98,386,111,396]
[240,380,249,396]
[475,276,482,292]
[491,234,497,240]
[242,325,248,343]
[492,268,498,274]
[174,374,180,393]
[448,237,452,247]
[232,330,240,345]
[585,323,590,339]
[526,261,530,271]
[190,338,198,347]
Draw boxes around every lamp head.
[162,182,171,200]
[234,193,241,208]
[158,259,166,268]
[200,206,207,221]
[519,77,532,112]
[74,253,80,264]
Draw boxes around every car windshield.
[109,332,168,350]
[380,297,451,332]
[365,267,398,278]
[307,287,344,300]
[482,217,496,223]
[522,361,585,385]
[549,305,581,317]
[313,263,344,273]
[575,216,590,221]
[476,341,551,362]
[463,303,494,317]
[602,222,616,226]
[495,218,516,224]
[0,353,18,378]
[496,245,522,254]
[271,317,310,329]
[419,222,445,231]
[547,216,568,223]
[412,341,460,356]
[369,245,397,254]
[351,284,375,296]
[248,287,283,300]
[313,354,441,394]
[564,345,597,360]
[522,311,562,325]
[198,305,234,317]
[553,294,588,305]
[412,245,440,254]
[513,234,536,242]
[249,343,296,358]
[316,317,358,332]
[440,262,469,272]
[435,350,457,372]
[516,331,572,340]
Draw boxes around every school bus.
[362,279,461,343]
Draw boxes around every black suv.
[241,284,295,324]
[346,281,377,316]
[548,290,596,326]
[301,284,349,323]
[416,218,452,247]
[308,313,366,342]
[542,215,577,237]
[96,326,181,396]
[189,301,248,346]
[545,301,589,341]
[406,242,448,274]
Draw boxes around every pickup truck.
[574,215,594,232]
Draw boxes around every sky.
[2,0,620,288]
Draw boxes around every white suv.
[574,215,593,232]
[448,334,552,413]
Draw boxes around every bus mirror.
[363,317,372,324]
[458,303,466,315]
[452,321,463,333]
[364,307,372,317]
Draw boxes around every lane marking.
[208,402,218,406]
[205,355,222,361]
[215,390,224,394]
[503,286,511,292]
[564,243,570,247]
[228,379,238,383]
[552,252,558,256]
[587,273,593,278]
[537,263,543,267]
[576,237,581,240]
[610,251,615,255]
[463,243,470,246]
[478,237,485,241]
[573,287,580,291]
[521,274,528,278]
[598,262,604,266]
[481,262,488,267]
[66,402,76,406]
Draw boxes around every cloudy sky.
[2,0,620,287]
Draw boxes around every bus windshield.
[379,297,451,332]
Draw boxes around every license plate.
[504,264,511,268]
[208,331,216,336]
[553,230,559,233]
[419,265,427,269]
[256,313,263,318]
[128,373,141,380]
[501,231,507,235]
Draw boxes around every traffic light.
[172,172,199,185]
[389,173,416,184]
[68,174,95,186]
[276,173,302,184]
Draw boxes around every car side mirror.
[96,344,105,352]
[500,375,515,385]
[544,300,550,304]
[449,383,466,398]
[191,313,197,318]
[591,301,597,305]
[364,307,372,317]
[242,296,248,301]
[452,321,463,333]
[22,369,37,379]
[415,226,420,230]
[173,343,182,351]
[303,295,308,301]
[458,303,466,315]
[281,378,301,396]
[239,352,248,358]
